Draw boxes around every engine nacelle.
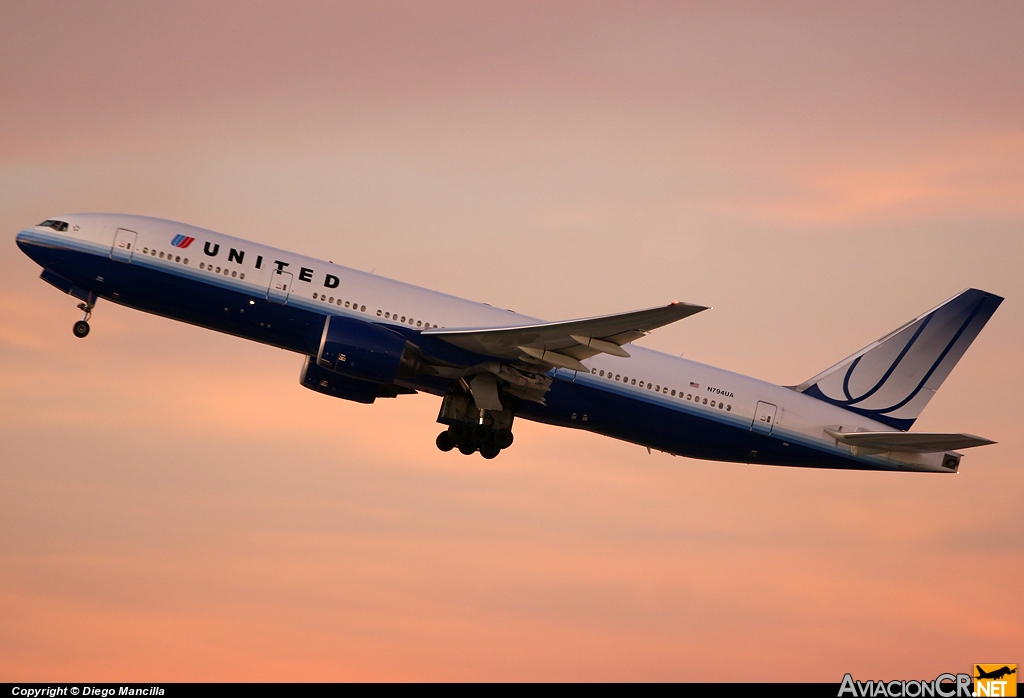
[300,357,414,404]
[316,315,421,384]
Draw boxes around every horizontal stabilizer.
[423,302,708,366]
[824,428,995,453]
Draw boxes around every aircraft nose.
[15,226,50,265]
[17,219,71,251]
[15,228,33,251]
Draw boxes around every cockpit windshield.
[38,220,69,231]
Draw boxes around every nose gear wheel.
[73,300,95,338]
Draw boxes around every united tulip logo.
[171,234,195,248]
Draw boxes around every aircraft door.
[110,228,137,263]
[751,401,777,435]
[267,269,293,304]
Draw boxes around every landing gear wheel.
[458,440,477,456]
[74,299,95,338]
[436,431,456,452]
[479,442,500,459]
[471,424,492,445]
[493,428,514,450]
[447,422,468,442]
[73,320,90,338]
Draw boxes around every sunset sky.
[1,1,1022,681]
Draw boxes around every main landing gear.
[435,422,515,459]
[435,385,516,459]
[73,300,95,338]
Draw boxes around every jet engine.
[300,357,414,405]
[316,315,423,385]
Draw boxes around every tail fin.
[794,289,1003,430]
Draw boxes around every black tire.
[458,440,477,456]
[447,422,468,441]
[471,424,492,445]
[436,431,456,452]
[493,428,514,450]
[73,320,90,338]
[479,442,500,459]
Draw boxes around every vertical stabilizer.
[794,289,1003,430]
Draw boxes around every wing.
[824,429,995,453]
[422,301,708,372]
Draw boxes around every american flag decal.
[171,234,195,248]
[690,382,699,389]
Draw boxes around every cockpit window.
[38,220,69,232]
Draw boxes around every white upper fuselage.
[17,213,955,472]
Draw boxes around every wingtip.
[964,433,997,446]
[669,301,711,312]
[960,287,1005,304]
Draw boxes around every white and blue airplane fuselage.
[16,214,1002,472]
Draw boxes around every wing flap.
[422,302,708,363]
[824,428,995,453]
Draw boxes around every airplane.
[16,214,1002,471]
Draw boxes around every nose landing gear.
[73,301,94,338]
